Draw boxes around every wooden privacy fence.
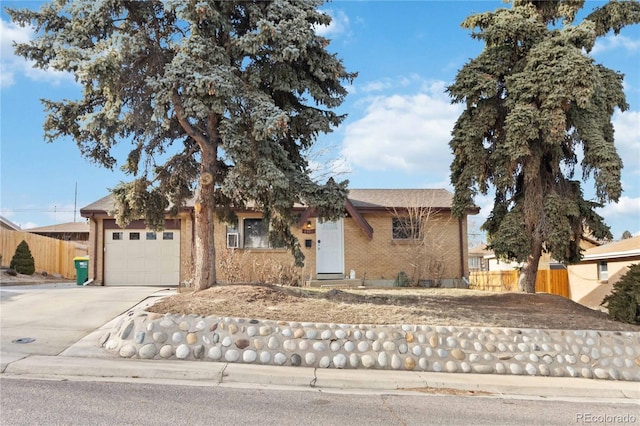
[0,229,88,279]
[469,269,569,298]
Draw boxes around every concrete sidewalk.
[1,284,638,402]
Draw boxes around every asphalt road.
[2,378,638,426]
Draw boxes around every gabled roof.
[581,235,640,261]
[24,222,89,233]
[0,215,21,231]
[347,188,460,211]
[468,244,492,257]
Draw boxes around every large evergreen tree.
[8,0,355,291]
[448,0,640,293]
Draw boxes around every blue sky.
[1,1,639,243]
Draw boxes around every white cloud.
[591,34,640,56]
[0,18,74,88]
[315,9,350,38]
[341,80,463,177]
[612,110,640,174]
[597,196,640,235]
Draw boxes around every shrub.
[601,264,640,325]
[9,240,35,275]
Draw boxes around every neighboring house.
[24,221,90,244]
[0,216,21,231]
[468,244,491,272]
[80,188,479,287]
[567,236,640,310]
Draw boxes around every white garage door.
[104,229,180,286]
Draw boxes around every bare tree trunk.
[518,243,542,293]
[193,143,218,292]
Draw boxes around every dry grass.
[146,283,640,331]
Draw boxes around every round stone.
[432,361,443,372]
[243,350,257,363]
[259,326,272,336]
[405,332,414,343]
[176,344,190,359]
[469,354,481,363]
[152,332,167,343]
[274,353,287,365]
[593,368,608,379]
[312,355,327,368]
[525,363,537,375]
[330,341,341,352]
[268,336,280,350]
[247,326,257,337]
[451,349,465,360]
[179,321,190,331]
[119,344,137,358]
[253,339,264,350]
[460,362,471,373]
[517,343,529,352]
[353,330,363,340]
[495,363,506,374]
[398,343,408,354]
[335,330,347,339]
[372,341,382,351]
[281,328,292,337]
[259,351,271,363]
[349,354,360,368]
[159,345,173,359]
[221,336,233,347]
[412,345,422,356]
[437,349,448,358]
[445,361,458,373]
[159,319,174,328]
[235,338,250,349]
[581,368,593,379]
[193,345,204,359]
[590,348,600,360]
[293,329,304,338]
[172,332,183,344]
[211,333,220,344]
[391,354,402,369]
[228,324,238,334]
[333,354,347,369]
[306,329,318,340]
[446,337,457,348]
[579,354,590,364]
[361,355,376,368]
[429,335,439,348]
[186,333,197,345]
[134,331,145,344]
[224,349,240,362]
[321,330,333,340]
[472,365,493,374]
[365,330,377,340]
[291,353,302,366]
[357,341,369,352]
[208,347,222,360]
[485,343,496,352]
[404,357,416,370]
[313,341,326,352]
[509,364,523,375]
[378,352,389,368]
[283,340,297,352]
[344,341,355,352]
[305,352,317,365]
[382,340,396,352]
[418,358,428,370]
[539,365,550,376]
[299,340,309,351]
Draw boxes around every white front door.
[316,219,344,279]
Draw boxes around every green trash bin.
[73,256,89,285]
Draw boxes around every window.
[112,232,123,241]
[598,261,608,281]
[129,232,140,240]
[226,226,239,248]
[469,256,480,270]
[146,232,157,240]
[392,217,421,240]
[163,232,174,240]
[243,218,269,248]
[242,218,284,249]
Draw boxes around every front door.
[316,219,344,279]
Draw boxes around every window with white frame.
[598,261,608,281]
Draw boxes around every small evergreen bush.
[601,264,640,325]
[9,240,35,275]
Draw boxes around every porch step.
[306,279,362,288]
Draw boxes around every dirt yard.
[146,283,640,332]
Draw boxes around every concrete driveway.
[0,283,173,370]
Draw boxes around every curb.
[2,355,639,401]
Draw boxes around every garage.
[104,228,180,286]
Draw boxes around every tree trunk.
[518,245,542,293]
[193,145,218,292]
